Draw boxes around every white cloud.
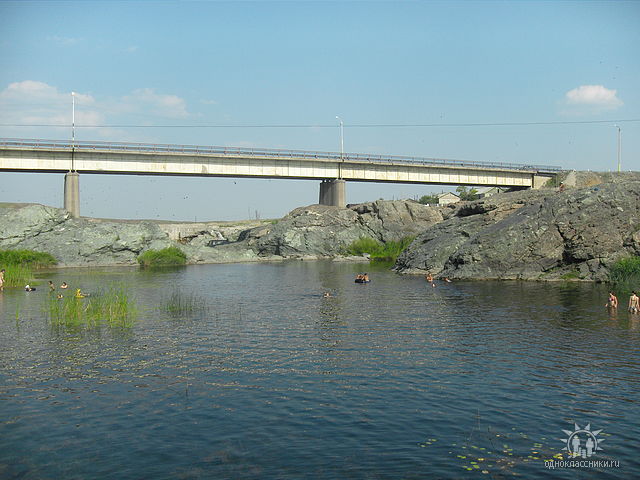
[0,81,192,140]
[122,88,189,119]
[564,85,623,109]
[47,35,81,46]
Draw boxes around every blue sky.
[1,0,638,220]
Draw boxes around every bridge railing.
[0,138,562,173]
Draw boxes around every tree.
[418,194,439,205]
[456,186,479,201]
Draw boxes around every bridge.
[0,138,561,217]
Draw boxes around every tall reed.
[48,285,136,328]
[163,289,209,317]
[0,249,57,288]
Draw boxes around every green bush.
[609,256,640,294]
[0,249,57,268]
[418,194,439,205]
[0,249,57,288]
[343,236,415,263]
[137,247,187,267]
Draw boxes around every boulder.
[396,181,640,281]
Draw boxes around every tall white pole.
[71,91,76,171]
[335,115,344,160]
[615,125,621,172]
[72,91,76,145]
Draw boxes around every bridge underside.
[0,146,555,216]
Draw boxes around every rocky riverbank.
[0,199,440,267]
[396,173,640,281]
[1,171,638,281]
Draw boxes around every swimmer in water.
[605,292,618,309]
[629,291,639,314]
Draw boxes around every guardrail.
[0,138,563,173]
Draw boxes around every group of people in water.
[425,272,452,287]
[608,291,640,313]
[25,280,88,299]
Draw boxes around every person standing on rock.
[606,292,618,309]
[629,292,639,314]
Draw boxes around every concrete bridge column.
[64,172,80,218]
[318,179,346,208]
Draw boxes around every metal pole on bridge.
[64,91,80,217]
[71,91,76,171]
[336,115,344,179]
[614,124,621,172]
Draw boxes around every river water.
[0,261,638,479]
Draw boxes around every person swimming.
[24,284,36,292]
[605,292,618,309]
[60,282,69,289]
[75,288,86,298]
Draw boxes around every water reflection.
[1,262,639,480]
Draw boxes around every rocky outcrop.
[0,203,173,266]
[0,199,441,267]
[253,200,442,257]
[3,175,637,279]
[395,180,640,281]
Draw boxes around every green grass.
[0,249,57,288]
[560,271,581,280]
[137,246,187,267]
[163,289,209,317]
[609,256,640,294]
[343,236,416,263]
[0,249,57,268]
[48,285,136,328]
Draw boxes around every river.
[0,261,638,479]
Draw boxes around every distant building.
[437,192,460,205]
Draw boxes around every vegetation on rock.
[418,194,440,205]
[609,256,640,294]
[137,247,187,267]
[0,249,57,287]
[344,236,415,263]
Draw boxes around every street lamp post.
[335,115,344,160]
[614,125,621,172]
[335,115,344,179]
[71,91,76,171]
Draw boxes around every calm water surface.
[1,261,639,479]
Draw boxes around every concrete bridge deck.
[0,138,561,216]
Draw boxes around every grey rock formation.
[253,200,442,257]
[396,181,640,281]
[0,199,440,266]
[0,203,172,266]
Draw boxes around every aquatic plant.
[4,265,35,288]
[0,249,57,268]
[137,246,187,267]
[48,285,136,328]
[609,255,640,294]
[343,236,416,263]
[163,289,209,317]
[0,249,57,287]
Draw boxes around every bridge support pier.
[64,171,80,218]
[319,179,346,208]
